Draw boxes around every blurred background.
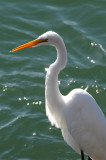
[0,0,106,159]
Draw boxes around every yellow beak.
[11,38,48,52]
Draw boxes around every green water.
[0,0,106,160]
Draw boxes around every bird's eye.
[39,39,48,43]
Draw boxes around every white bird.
[11,31,106,160]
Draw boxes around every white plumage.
[11,31,106,160]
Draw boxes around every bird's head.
[11,31,61,52]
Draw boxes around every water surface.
[0,0,106,160]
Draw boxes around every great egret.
[11,31,106,160]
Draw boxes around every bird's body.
[11,31,106,160]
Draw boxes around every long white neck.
[46,38,67,99]
[45,38,67,128]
